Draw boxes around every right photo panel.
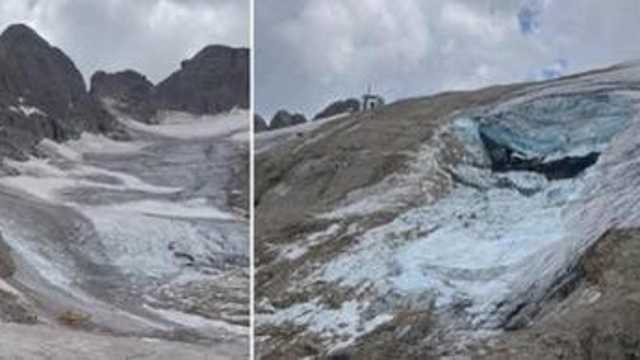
[255,1,640,359]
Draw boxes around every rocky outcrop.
[254,114,268,133]
[0,232,14,278]
[89,70,156,123]
[313,98,360,120]
[0,24,118,159]
[0,231,35,325]
[154,45,249,115]
[90,45,249,123]
[269,110,307,130]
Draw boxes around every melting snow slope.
[118,108,250,140]
[259,64,640,350]
[0,110,249,338]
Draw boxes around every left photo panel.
[0,1,250,359]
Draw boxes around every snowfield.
[118,107,250,140]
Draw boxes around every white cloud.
[441,2,511,42]
[0,0,248,84]
[257,0,640,120]
[277,0,429,78]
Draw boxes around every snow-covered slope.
[0,110,249,359]
[255,62,640,358]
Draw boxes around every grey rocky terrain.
[255,62,640,358]
[0,23,249,359]
[0,24,121,162]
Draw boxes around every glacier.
[257,63,640,354]
[0,110,249,350]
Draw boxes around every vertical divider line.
[249,0,256,358]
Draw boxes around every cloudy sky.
[0,0,249,86]
[257,0,640,120]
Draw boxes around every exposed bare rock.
[255,114,269,132]
[154,45,249,114]
[0,231,14,278]
[269,110,307,130]
[313,98,360,120]
[0,24,118,159]
[89,70,156,123]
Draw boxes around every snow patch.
[90,199,238,221]
[65,133,148,156]
[0,278,22,298]
[280,223,342,261]
[8,105,46,117]
[118,109,249,140]
[38,139,82,162]
[144,305,248,336]
[0,157,179,203]
[260,299,392,351]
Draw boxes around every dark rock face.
[154,45,249,115]
[313,98,360,120]
[89,70,156,123]
[0,232,15,278]
[0,24,85,121]
[255,114,268,132]
[270,110,307,130]
[90,45,249,123]
[0,24,117,159]
[0,230,38,324]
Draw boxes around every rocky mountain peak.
[185,45,246,69]
[90,44,249,123]
[90,69,156,123]
[269,110,307,130]
[0,23,48,46]
[154,44,249,115]
[0,23,87,116]
[254,113,268,132]
[0,24,117,160]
